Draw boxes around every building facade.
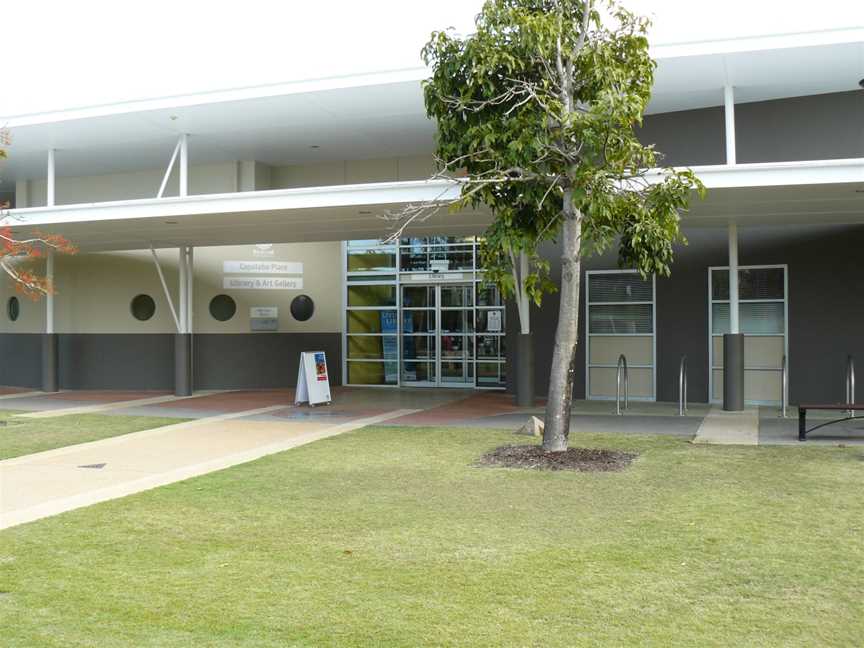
[0,31,862,406]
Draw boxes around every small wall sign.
[250,306,278,319]
[223,261,303,274]
[223,277,303,290]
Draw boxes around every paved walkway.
[0,404,415,530]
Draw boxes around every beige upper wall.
[0,242,343,334]
[15,155,437,207]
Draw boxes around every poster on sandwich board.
[295,351,332,406]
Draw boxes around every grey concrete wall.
[0,334,43,389]
[193,333,341,390]
[518,225,864,405]
[737,91,864,163]
[0,333,341,391]
[58,334,174,390]
[638,91,864,167]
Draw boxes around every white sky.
[2,0,862,117]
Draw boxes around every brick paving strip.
[0,406,417,530]
[0,391,54,402]
[14,391,232,419]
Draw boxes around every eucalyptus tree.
[388,0,702,452]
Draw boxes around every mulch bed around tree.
[477,445,637,472]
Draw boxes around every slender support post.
[729,222,739,335]
[724,85,736,165]
[42,248,58,391]
[175,245,193,396]
[724,221,745,411]
[616,354,629,416]
[46,248,55,335]
[186,247,194,334]
[46,149,56,206]
[178,246,188,335]
[179,134,189,198]
[512,250,534,407]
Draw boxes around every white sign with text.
[223,277,303,290]
[250,306,278,318]
[295,351,332,406]
[223,261,303,274]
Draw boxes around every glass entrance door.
[401,284,475,387]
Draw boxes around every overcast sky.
[2,0,862,117]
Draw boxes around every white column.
[46,149,56,206]
[728,222,739,335]
[186,247,194,333]
[178,246,188,334]
[518,251,530,335]
[46,248,55,334]
[724,85,736,166]
[179,134,189,198]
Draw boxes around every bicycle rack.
[678,355,688,416]
[847,355,856,418]
[616,354,629,416]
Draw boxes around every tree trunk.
[542,203,582,452]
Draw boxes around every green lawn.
[1,426,862,647]
[0,410,186,460]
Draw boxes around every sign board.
[250,306,278,318]
[250,318,278,331]
[253,244,275,257]
[487,310,502,333]
[223,277,303,290]
[295,351,332,406]
[224,261,303,274]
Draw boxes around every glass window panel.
[441,285,474,307]
[476,335,505,360]
[347,285,396,307]
[347,335,398,360]
[347,310,397,334]
[440,310,473,333]
[347,361,397,386]
[441,335,473,360]
[712,268,785,300]
[441,361,475,384]
[401,361,436,383]
[429,245,473,271]
[588,304,653,334]
[477,283,503,307]
[402,310,435,334]
[588,273,652,303]
[402,286,436,308]
[347,248,396,273]
[402,335,436,360]
[348,274,396,283]
[712,302,785,335]
[740,268,785,300]
[476,309,504,334]
[477,362,506,387]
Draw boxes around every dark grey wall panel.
[639,106,726,167]
[520,225,864,404]
[59,334,174,390]
[193,333,341,390]
[637,91,864,168]
[737,91,864,163]
[0,333,42,388]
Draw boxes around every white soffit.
[6,160,864,251]
[0,29,861,181]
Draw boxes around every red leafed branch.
[1,128,78,298]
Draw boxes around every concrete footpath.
[0,406,415,531]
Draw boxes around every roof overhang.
[5,159,863,251]
[0,29,861,183]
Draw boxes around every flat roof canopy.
[1,29,861,183]
[6,159,863,252]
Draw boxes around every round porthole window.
[209,294,237,322]
[290,295,315,322]
[7,296,20,322]
[130,294,156,321]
